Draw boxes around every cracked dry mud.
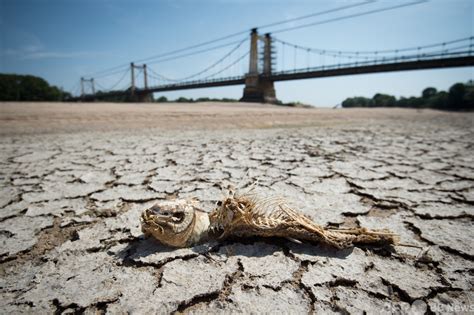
[1,104,473,314]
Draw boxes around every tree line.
[341,82,474,111]
[0,74,71,101]
[154,96,238,103]
[2,72,472,111]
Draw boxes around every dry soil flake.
[213,242,300,289]
[192,285,311,314]
[406,217,474,257]
[19,251,158,313]
[22,182,104,203]
[151,255,238,313]
[0,215,53,258]
[300,247,444,300]
[90,185,157,202]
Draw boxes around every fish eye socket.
[216,201,222,206]
[150,206,163,213]
[172,212,185,220]
[148,207,173,217]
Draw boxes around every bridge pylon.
[240,29,278,104]
[80,77,95,101]
[130,62,154,102]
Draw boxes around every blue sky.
[1,0,472,106]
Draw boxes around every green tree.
[341,96,372,108]
[397,97,409,107]
[406,97,423,108]
[221,98,237,102]
[372,93,396,107]
[448,83,465,110]
[340,82,472,111]
[0,73,70,101]
[463,81,474,110]
[175,97,193,103]
[428,91,449,110]
[422,87,437,99]
[196,97,210,102]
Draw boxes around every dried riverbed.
[1,102,473,313]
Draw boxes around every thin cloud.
[1,28,114,60]
[21,51,115,60]
[1,47,115,60]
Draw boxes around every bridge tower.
[240,29,277,104]
[261,33,277,103]
[130,62,153,102]
[80,77,95,101]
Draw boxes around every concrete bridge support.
[134,92,154,102]
[240,30,278,104]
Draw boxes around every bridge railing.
[268,50,473,77]
[136,75,246,92]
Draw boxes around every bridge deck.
[141,55,474,94]
[269,56,474,82]
[79,55,474,100]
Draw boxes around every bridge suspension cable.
[146,68,176,84]
[94,81,107,91]
[84,63,130,80]
[146,38,247,82]
[131,0,431,84]
[79,0,385,79]
[271,0,427,34]
[202,51,249,80]
[133,68,143,86]
[272,44,473,76]
[67,80,81,97]
[103,69,131,91]
[93,66,130,80]
[256,0,375,30]
[145,39,246,66]
[273,35,473,72]
[273,36,473,58]
[76,0,474,101]
[146,50,250,85]
[82,35,247,79]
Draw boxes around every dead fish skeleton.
[140,192,400,249]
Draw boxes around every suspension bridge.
[74,2,474,104]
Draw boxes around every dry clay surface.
[0,102,465,135]
[1,104,474,314]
